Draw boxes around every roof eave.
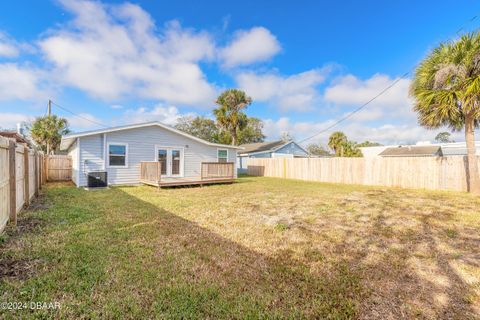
[60,121,243,150]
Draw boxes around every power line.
[298,71,410,144]
[298,13,479,145]
[50,100,109,128]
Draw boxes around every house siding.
[250,152,272,158]
[275,142,308,156]
[78,135,105,186]
[76,125,237,186]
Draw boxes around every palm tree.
[410,32,480,194]
[328,131,347,156]
[29,115,69,154]
[213,89,252,146]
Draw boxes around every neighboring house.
[0,131,30,145]
[237,140,309,172]
[59,121,241,187]
[0,123,35,148]
[379,146,443,157]
[360,145,397,158]
[439,142,480,156]
[362,141,480,157]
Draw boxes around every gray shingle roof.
[239,140,286,154]
[379,146,442,157]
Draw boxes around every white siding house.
[60,122,240,187]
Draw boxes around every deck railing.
[201,162,235,180]
[140,161,161,186]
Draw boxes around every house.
[59,121,241,187]
[237,140,309,172]
[0,131,30,144]
[361,141,480,157]
[379,145,443,157]
[439,142,480,156]
[360,145,398,158]
[0,123,35,147]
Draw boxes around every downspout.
[103,133,107,170]
[76,138,81,187]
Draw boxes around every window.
[108,143,127,167]
[217,149,228,163]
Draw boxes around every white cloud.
[66,113,104,129]
[220,27,281,68]
[324,73,414,122]
[0,32,19,57]
[0,112,33,129]
[262,117,462,146]
[39,0,217,107]
[0,63,45,101]
[110,104,123,109]
[236,68,329,112]
[121,105,195,125]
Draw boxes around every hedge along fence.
[246,156,480,192]
[0,136,46,233]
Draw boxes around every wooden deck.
[140,162,235,188]
[157,176,234,187]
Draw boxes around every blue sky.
[0,0,478,145]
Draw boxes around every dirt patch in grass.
[16,215,44,234]
[0,257,41,280]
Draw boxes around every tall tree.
[357,141,383,147]
[237,117,266,145]
[29,115,69,154]
[280,132,294,142]
[410,32,480,193]
[306,143,331,156]
[213,89,252,146]
[175,115,265,145]
[175,116,219,143]
[328,131,347,155]
[340,141,363,157]
[434,132,454,143]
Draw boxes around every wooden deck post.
[157,162,161,186]
[8,140,16,226]
[23,145,30,207]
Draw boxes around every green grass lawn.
[1,176,479,319]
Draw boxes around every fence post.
[8,140,16,226]
[38,154,42,189]
[34,151,39,196]
[45,155,49,182]
[23,145,30,207]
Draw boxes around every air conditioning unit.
[87,171,108,188]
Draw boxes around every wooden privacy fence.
[247,156,480,192]
[0,136,46,233]
[45,155,72,181]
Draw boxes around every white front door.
[155,146,184,177]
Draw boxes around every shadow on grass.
[1,182,478,319]
[0,184,364,319]
[337,193,479,319]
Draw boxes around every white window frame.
[155,145,185,177]
[107,142,128,168]
[217,148,229,163]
